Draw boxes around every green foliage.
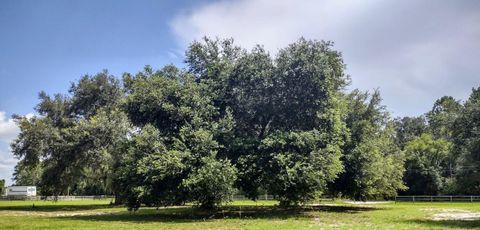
[331,90,406,200]
[183,156,237,209]
[69,70,124,118]
[120,66,237,209]
[452,87,480,194]
[13,37,480,210]
[394,116,428,149]
[185,38,349,205]
[11,72,130,196]
[426,96,461,140]
[260,130,343,206]
[115,124,187,210]
[123,66,218,137]
[393,91,476,196]
[403,134,452,195]
[0,179,4,195]
[10,116,49,186]
[13,164,42,186]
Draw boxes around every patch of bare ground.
[423,208,480,221]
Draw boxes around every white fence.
[396,196,480,202]
[232,194,275,200]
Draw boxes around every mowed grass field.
[1,199,480,229]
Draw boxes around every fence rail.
[396,196,480,202]
[232,194,275,200]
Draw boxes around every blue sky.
[1,0,479,184]
[0,0,210,117]
[0,0,213,184]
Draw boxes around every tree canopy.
[10,37,480,209]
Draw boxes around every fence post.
[413,196,415,202]
[471,196,473,202]
[450,196,452,202]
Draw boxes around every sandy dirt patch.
[425,209,480,221]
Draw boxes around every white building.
[5,186,37,197]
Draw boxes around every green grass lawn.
[1,199,480,229]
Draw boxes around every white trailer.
[5,186,36,197]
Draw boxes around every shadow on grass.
[56,205,380,223]
[406,219,480,229]
[0,203,116,212]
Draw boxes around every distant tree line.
[396,91,480,196]
[0,179,4,195]
[10,38,480,209]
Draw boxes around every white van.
[5,186,37,197]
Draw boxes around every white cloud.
[0,111,19,143]
[0,154,16,170]
[0,111,33,185]
[171,0,480,116]
[0,147,17,186]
